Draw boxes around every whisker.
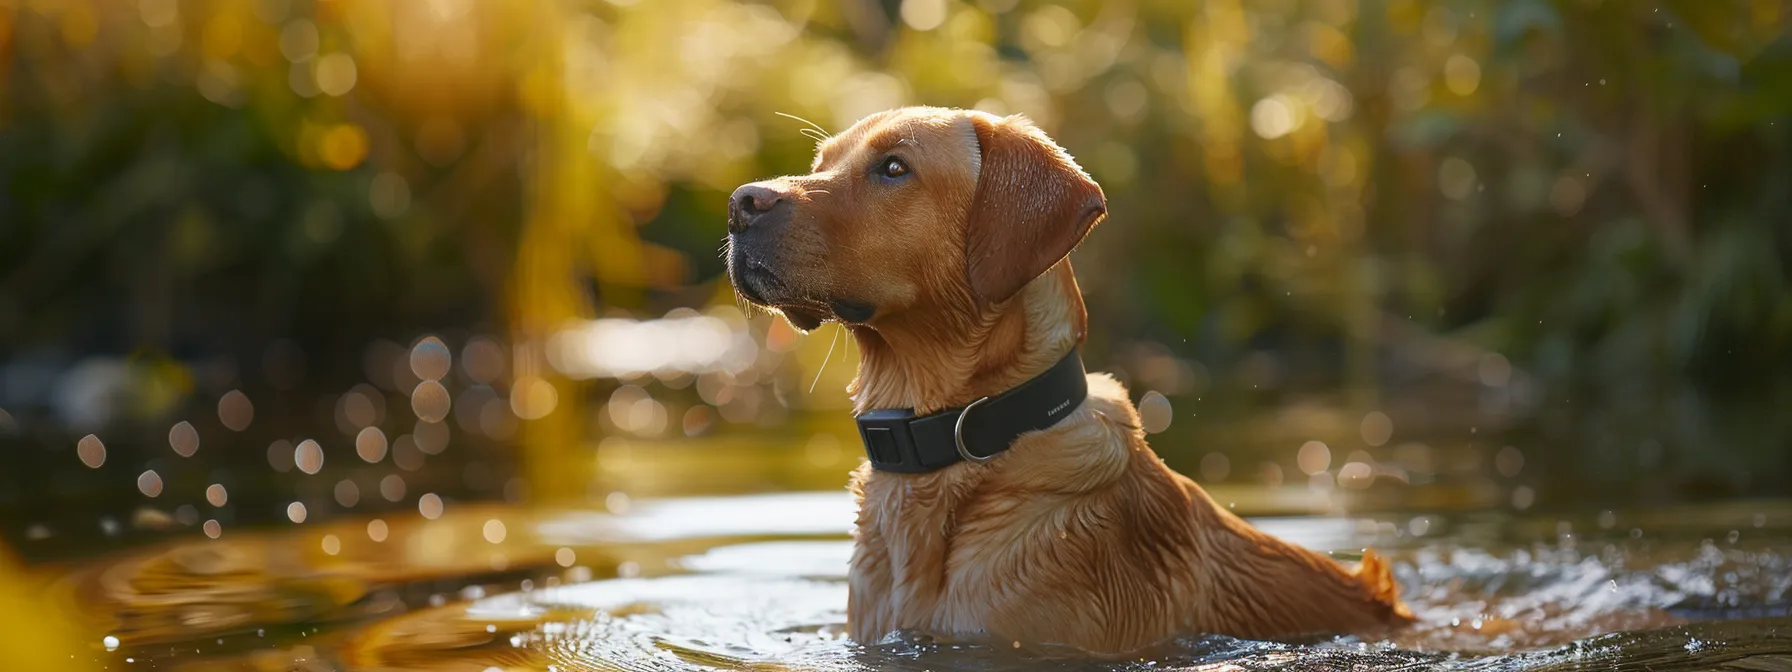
[809,322,843,394]
[776,111,831,137]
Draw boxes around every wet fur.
[726,107,1413,653]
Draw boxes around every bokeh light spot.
[320,123,369,170]
[169,420,200,457]
[1138,391,1172,434]
[313,53,358,96]
[77,434,106,469]
[412,380,452,423]
[1360,411,1394,447]
[335,479,361,508]
[511,376,558,420]
[218,390,254,431]
[411,336,453,381]
[137,470,164,498]
[419,493,444,519]
[1444,54,1481,96]
[1200,452,1230,482]
[900,0,947,31]
[483,519,507,544]
[380,474,407,502]
[414,419,449,454]
[461,337,506,384]
[295,439,324,475]
[1297,440,1332,475]
[356,427,389,463]
[1495,446,1525,478]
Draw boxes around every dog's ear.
[963,113,1107,305]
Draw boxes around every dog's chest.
[852,473,1048,630]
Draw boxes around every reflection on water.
[44,493,1792,671]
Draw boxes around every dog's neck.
[847,260,1087,416]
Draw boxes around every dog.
[724,106,1412,653]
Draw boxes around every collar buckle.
[855,408,926,473]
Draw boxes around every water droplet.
[483,519,507,544]
[103,635,120,651]
[367,518,389,542]
[286,501,308,524]
[321,534,340,555]
[168,421,200,457]
[555,548,576,567]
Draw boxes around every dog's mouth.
[730,261,777,306]
[727,260,831,331]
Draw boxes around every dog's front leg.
[846,501,895,641]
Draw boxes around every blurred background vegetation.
[2,0,1791,559]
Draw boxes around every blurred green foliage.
[7,0,1787,391]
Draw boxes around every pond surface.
[41,490,1792,671]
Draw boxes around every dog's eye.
[879,156,910,179]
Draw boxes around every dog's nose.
[728,183,786,234]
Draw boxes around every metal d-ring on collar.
[953,396,996,463]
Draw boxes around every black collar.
[854,348,1088,473]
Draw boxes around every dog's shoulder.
[1082,372,1140,422]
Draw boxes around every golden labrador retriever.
[724,106,1412,653]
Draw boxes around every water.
[44,492,1792,671]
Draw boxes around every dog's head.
[725,107,1106,332]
